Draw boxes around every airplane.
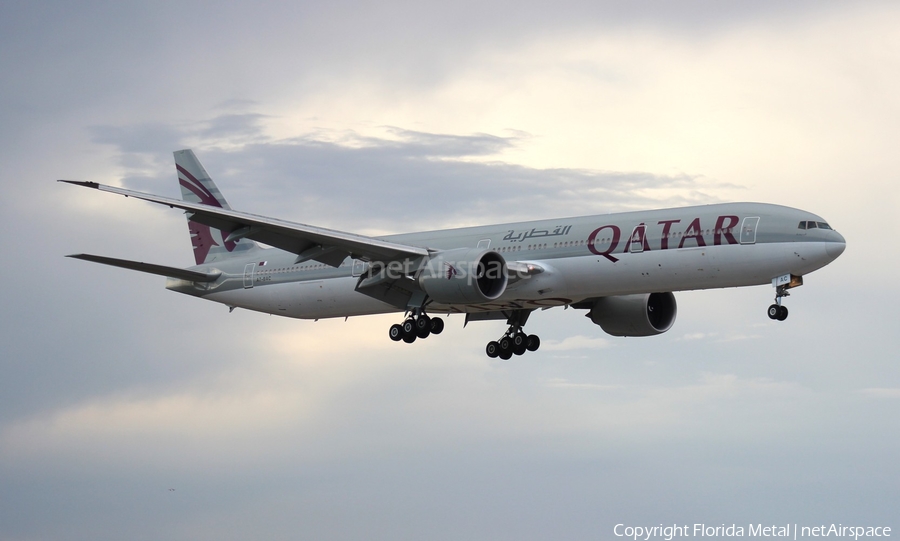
[60,149,846,359]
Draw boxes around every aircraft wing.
[59,180,431,266]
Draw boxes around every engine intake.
[418,248,508,304]
[588,292,677,337]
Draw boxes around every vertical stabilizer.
[174,149,259,264]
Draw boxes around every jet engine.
[588,292,677,337]
[418,248,507,304]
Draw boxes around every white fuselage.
[168,202,845,320]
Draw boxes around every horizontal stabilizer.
[67,254,221,282]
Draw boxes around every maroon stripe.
[178,173,223,208]
[177,165,218,201]
[176,164,200,184]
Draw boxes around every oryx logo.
[444,263,459,280]
[177,164,236,264]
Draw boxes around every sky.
[1,1,898,540]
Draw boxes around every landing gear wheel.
[511,333,525,349]
[402,319,417,343]
[389,324,403,342]
[430,317,444,335]
[499,336,511,353]
[414,315,431,339]
[526,334,540,352]
[486,341,500,358]
[777,305,788,321]
[498,349,513,360]
[402,319,416,335]
[415,315,431,332]
[767,304,780,320]
[512,333,527,355]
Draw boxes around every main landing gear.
[389,311,444,344]
[767,284,790,321]
[484,310,540,360]
[485,326,540,360]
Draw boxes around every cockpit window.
[799,220,833,230]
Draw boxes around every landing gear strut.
[389,310,444,344]
[485,310,540,360]
[767,284,790,321]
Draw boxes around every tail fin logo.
[177,164,237,264]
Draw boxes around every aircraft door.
[628,225,646,253]
[243,263,255,288]
[740,217,760,245]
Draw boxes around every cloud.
[715,333,763,343]
[1,2,899,539]
[859,388,900,398]
[679,332,714,341]
[546,378,621,390]
[86,117,730,236]
[541,335,613,352]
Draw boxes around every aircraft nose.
[826,232,846,259]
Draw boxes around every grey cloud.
[91,119,728,233]
[1,1,879,142]
[1,2,897,539]
[363,127,518,157]
[90,124,187,155]
[15,113,723,430]
[0,253,260,427]
[197,113,270,141]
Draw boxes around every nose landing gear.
[767,274,804,322]
[767,283,791,321]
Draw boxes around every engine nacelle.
[418,248,508,304]
[588,292,677,337]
